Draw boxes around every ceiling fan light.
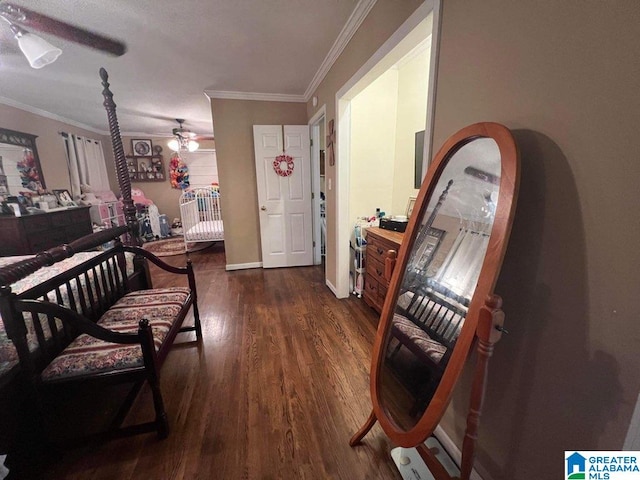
[167,138,180,152]
[16,31,62,69]
[187,140,199,152]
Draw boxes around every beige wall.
[120,135,184,222]
[307,0,424,285]
[0,103,115,193]
[210,99,307,267]
[434,1,640,478]
[0,107,218,224]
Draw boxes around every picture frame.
[406,196,417,218]
[53,189,76,207]
[131,139,153,156]
[1,201,17,216]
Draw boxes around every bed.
[0,69,159,462]
[0,69,146,384]
[0,251,136,386]
[179,187,224,246]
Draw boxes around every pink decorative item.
[272,155,295,177]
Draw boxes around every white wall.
[392,45,430,215]
[349,69,398,221]
[349,42,431,221]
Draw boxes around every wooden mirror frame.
[0,127,46,192]
[350,122,520,475]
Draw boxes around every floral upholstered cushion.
[40,287,190,381]
[391,313,447,365]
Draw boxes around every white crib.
[179,187,224,247]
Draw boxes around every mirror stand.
[350,294,506,479]
[348,122,519,480]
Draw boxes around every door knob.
[260,205,267,211]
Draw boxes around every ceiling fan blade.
[194,135,215,141]
[0,3,126,56]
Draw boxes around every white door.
[253,125,313,268]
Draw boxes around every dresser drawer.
[364,272,379,298]
[0,207,92,255]
[65,223,92,239]
[366,255,386,284]
[367,239,391,265]
[69,207,91,223]
[363,273,381,311]
[22,214,51,233]
[362,227,403,314]
[29,232,66,252]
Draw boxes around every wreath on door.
[273,155,294,177]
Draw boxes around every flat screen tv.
[414,130,425,189]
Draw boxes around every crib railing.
[179,188,224,243]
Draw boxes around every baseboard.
[225,261,263,271]
[325,278,339,296]
[433,426,491,480]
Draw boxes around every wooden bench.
[0,226,201,445]
[389,281,469,416]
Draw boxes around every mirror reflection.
[380,137,501,430]
[0,129,44,201]
[0,144,43,196]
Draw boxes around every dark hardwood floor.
[43,245,402,479]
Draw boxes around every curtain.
[61,133,109,198]
[433,228,489,299]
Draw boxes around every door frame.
[333,0,442,298]
[309,105,326,266]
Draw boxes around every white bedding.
[184,220,224,241]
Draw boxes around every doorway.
[309,106,326,266]
[334,0,441,298]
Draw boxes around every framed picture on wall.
[406,196,417,218]
[131,139,152,156]
[415,130,426,189]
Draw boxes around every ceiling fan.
[0,2,126,68]
[168,119,213,153]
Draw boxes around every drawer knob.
[377,247,384,255]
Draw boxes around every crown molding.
[0,96,108,136]
[303,0,377,101]
[205,0,377,104]
[204,90,306,103]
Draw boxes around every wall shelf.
[126,155,165,182]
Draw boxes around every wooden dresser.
[0,207,92,256]
[363,227,404,313]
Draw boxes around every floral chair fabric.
[41,287,190,381]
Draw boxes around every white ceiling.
[0,0,370,137]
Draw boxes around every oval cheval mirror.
[350,122,520,479]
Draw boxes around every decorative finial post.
[100,68,140,246]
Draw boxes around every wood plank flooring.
[44,245,402,479]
